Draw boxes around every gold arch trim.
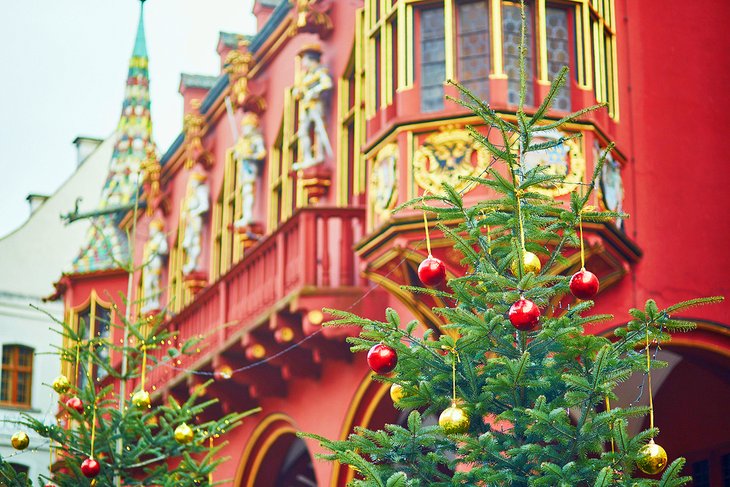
[330,372,391,487]
[234,412,297,487]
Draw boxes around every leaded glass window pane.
[546,6,571,111]
[457,1,490,101]
[420,7,446,112]
[0,371,9,402]
[503,2,533,106]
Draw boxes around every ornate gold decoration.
[295,0,334,38]
[183,99,212,169]
[370,143,398,219]
[520,128,585,197]
[141,144,161,216]
[224,40,266,112]
[413,127,490,194]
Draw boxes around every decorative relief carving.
[521,128,585,197]
[370,143,398,218]
[413,127,490,194]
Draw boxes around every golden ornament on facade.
[295,0,334,38]
[141,144,161,216]
[11,431,29,451]
[510,251,542,276]
[413,128,490,195]
[438,403,470,434]
[224,41,254,109]
[636,439,668,475]
[183,100,212,169]
[131,390,151,409]
[370,143,398,218]
[389,383,405,404]
[174,423,195,445]
[519,128,585,197]
[52,374,71,394]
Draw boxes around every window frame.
[0,344,34,408]
[64,290,115,389]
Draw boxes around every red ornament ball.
[367,343,398,374]
[65,396,84,414]
[569,269,600,300]
[418,256,446,287]
[508,298,541,331]
[80,458,100,478]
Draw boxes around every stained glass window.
[503,2,534,106]
[0,345,33,407]
[457,1,490,101]
[546,6,571,111]
[420,7,446,112]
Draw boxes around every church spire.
[71,0,155,273]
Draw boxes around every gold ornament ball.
[52,375,71,394]
[390,383,405,404]
[11,431,29,450]
[131,390,151,409]
[438,403,470,435]
[174,423,194,445]
[636,439,668,475]
[511,251,542,276]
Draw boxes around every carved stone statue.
[292,44,333,171]
[141,218,168,313]
[182,172,210,275]
[233,113,266,229]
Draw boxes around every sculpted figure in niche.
[233,113,267,228]
[182,172,210,275]
[141,218,168,313]
[292,44,333,171]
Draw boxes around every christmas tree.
[1,304,258,487]
[302,2,721,486]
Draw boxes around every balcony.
[140,207,383,402]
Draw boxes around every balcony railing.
[142,207,365,393]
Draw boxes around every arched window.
[0,345,33,407]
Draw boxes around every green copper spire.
[132,0,148,58]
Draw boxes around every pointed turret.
[72,1,154,273]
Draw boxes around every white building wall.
[0,137,113,481]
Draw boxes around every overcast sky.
[0,1,257,237]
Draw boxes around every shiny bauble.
[510,251,542,276]
[213,365,233,381]
[636,439,668,475]
[11,431,29,450]
[508,298,541,331]
[80,458,100,478]
[65,396,84,414]
[131,390,151,409]
[569,268,600,300]
[52,375,71,394]
[389,383,405,404]
[418,256,446,287]
[367,343,398,374]
[438,403,470,434]
[174,423,194,445]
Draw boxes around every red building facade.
[54,0,730,485]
